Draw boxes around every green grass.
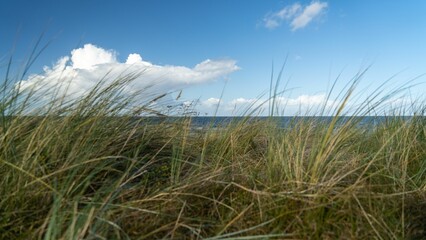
[0,62,425,239]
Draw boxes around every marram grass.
[0,71,425,239]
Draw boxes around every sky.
[1,0,426,115]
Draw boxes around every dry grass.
[0,59,425,239]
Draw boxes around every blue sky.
[1,0,426,115]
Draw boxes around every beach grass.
[0,64,425,239]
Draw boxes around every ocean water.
[143,116,417,129]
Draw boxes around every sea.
[142,116,419,129]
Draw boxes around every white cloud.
[202,98,221,107]
[71,44,117,70]
[229,94,335,108]
[229,97,258,106]
[290,1,328,31]
[263,1,328,31]
[277,3,302,19]
[198,94,339,116]
[281,94,329,106]
[264,19,280,29]
[17,44,239,103]
[126,53,144,65]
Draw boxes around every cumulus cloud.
[263,1,328,31]
[281,94,331,106]
[18,44,239,103]
[71,44,117,70]
[229,97,258,106]
[199,94,339,116]
[201,98,221,108]
[126,53,144,65]
[230,94,335,108]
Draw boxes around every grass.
[0,59,425,239]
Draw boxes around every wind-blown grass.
[0,61,425,239]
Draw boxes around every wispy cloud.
[263,1,328,31]
[264,3,302,29]
[290,1,328,30]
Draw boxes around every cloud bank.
[263,1,328,31]
[18,44,240,103]
[198,94,339,116]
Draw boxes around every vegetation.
[0,58,425,239]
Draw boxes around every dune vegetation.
[0,55,425,239]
